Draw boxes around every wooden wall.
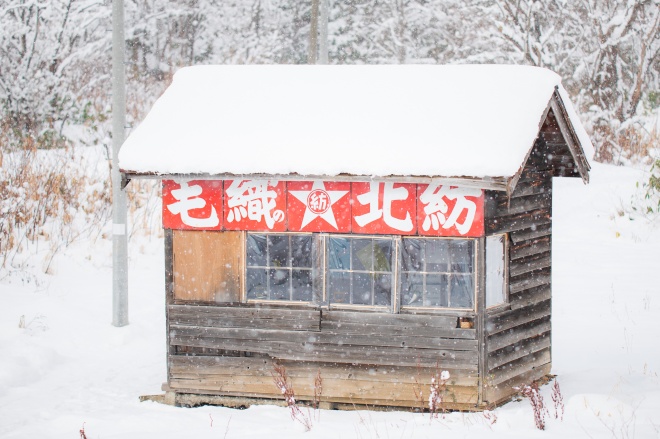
[482,108,578,405]
[166,303,481,409]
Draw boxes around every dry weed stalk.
[271,363,312,431]
[551,379,565,420]
[413,358,450,419]
[312,368,323,421]
[516,382,549,430]
[429,368,450,419]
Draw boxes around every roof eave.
[549,88,591,183]
[120,170,511,191]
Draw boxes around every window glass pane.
[401,239,423,272]
[246,234,267,267]
[486,234,506,307]
[268,235,289,268]
[426,240,450,272]
[328,237,350,270]
[292,269,313,301]
[291,235,312,268]
[450,275,474,308]
[351,239,373,271]
[450,240,473,273]
[425,274,449,307]
[352,272,372,305]
[269,269,290,300]
[374,274,392,306]
[246,268,267,300]
[373,240,392,272]
[328,271,350,304]
[400,272,423,306]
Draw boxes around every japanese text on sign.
[162,179,484,236]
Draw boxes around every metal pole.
[319,0,329,64]
[308,0,319,64]
[112,0,128,327]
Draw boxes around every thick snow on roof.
[119,64,592,179]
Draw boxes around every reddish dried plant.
[551,379,565,421]
[517,383,548,430]
[271,363,312,431]
[79,423,88,439]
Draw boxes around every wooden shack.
[119,65,592,411]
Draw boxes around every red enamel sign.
[287,181,351,232]
[223,180,286,231]
[162,180,223,230]
[351,182,417,235]
[161,179,485,237]
[417,184,484,237]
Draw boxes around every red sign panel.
[162,180,223,230]
[417,184,484,237]
[223,180,286,231]
[351,182,417,235]
[287,181,351,232]
[161,179,485,237]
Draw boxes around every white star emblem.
[290,181,349,230]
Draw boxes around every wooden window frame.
[398,236,478,312]
[243,231,317,304]
[324,234,398,312]
[485,233,509,311]
[239,232,479,314]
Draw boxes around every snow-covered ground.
[1,162,659,438]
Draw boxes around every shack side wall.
[482,109,578,405]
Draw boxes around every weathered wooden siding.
[167,304,480,409]
[482,108,578,405]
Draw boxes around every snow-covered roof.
[119,64,593,188]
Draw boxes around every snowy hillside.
[1,161,659,438]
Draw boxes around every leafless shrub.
[0,137,112,274]
[79,422,87,439]
[271,363,312,431]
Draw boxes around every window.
[399,238,475,309]
[326,236,394,307]
[246,233,314,301]
[486,234,507,308]
[243,232,477,310]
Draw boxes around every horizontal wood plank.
[169,304,321,331]
[509,285,552,311]
[487,318,551,353]
[487,333,551,370]
[509,270,551,294]
[170,333,479,369]
[321,310,459,329]
[169,356,480,387]
[510,225,552,245]
[509,252,551,277]
[486,209,552,234]
[486,300,551,336]
[170,325,478,351]
[487,348,551,387]
[320,321,476,340]
[483,363,552,405]
[494,193,552,217]
[510,237,551,260]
